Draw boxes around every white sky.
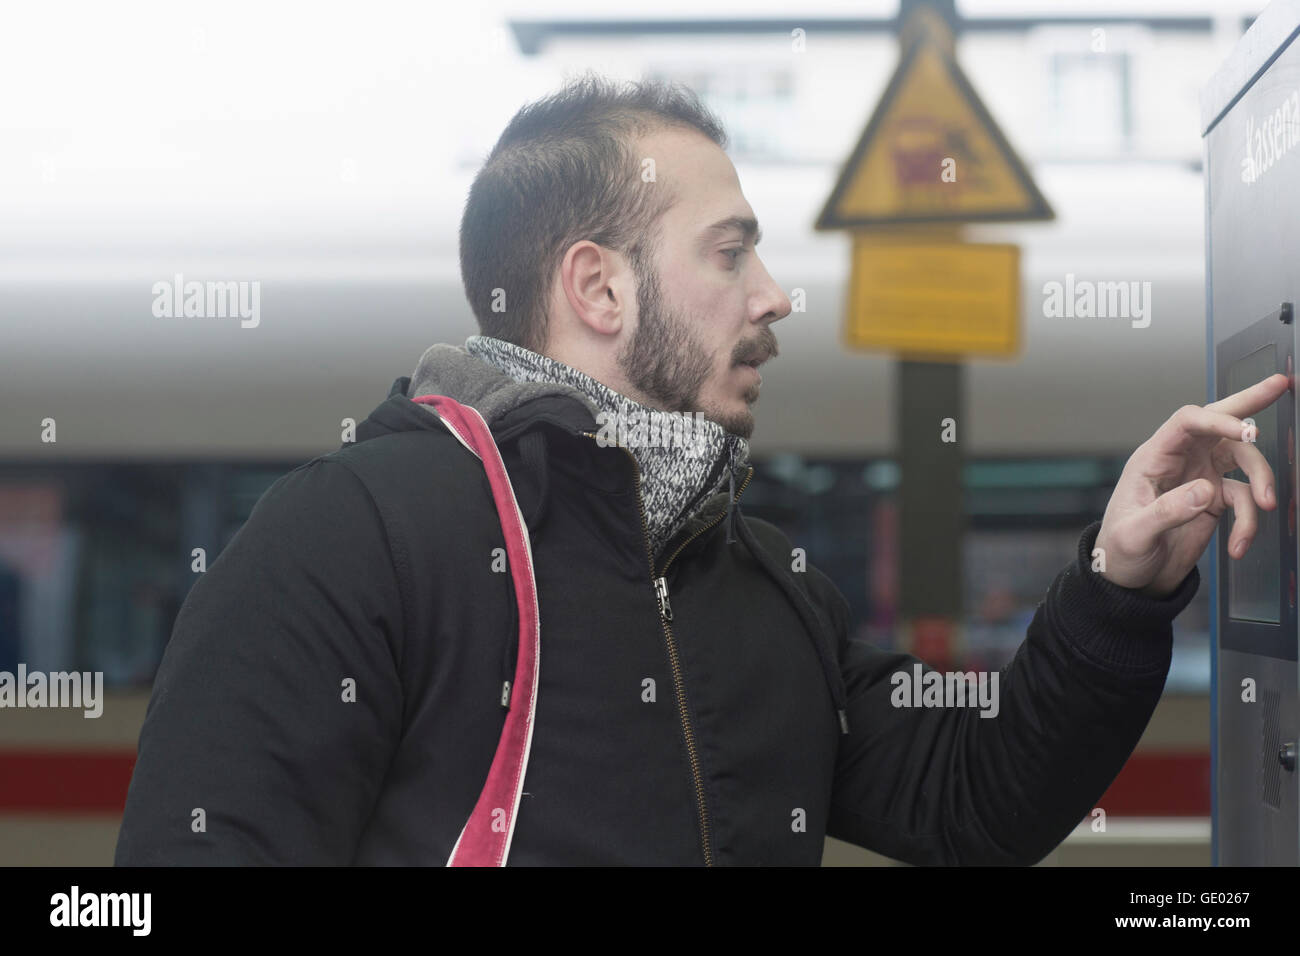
[0,0,1268,253]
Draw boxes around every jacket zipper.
[580,431,752,866]
[656,466,752,579]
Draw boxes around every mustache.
[734,328,780,365]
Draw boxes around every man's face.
[615,127,791,440]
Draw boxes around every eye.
[720,247,746,267]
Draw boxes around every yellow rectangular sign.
[845,239,1020,357]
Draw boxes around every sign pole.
[899,1,959,669]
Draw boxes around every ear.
[558,240,632,338]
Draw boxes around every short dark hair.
[459,72,728,353]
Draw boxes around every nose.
[752,255,792,325]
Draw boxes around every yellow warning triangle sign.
[815,33,1053,229]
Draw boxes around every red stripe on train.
[1093,752,1211,817]
[0,749,1211,816]
[0,750,136,813]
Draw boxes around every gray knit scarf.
[465,335,750,561]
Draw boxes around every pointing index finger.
[1208,372,1292,420]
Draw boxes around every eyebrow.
[701,215,762,246]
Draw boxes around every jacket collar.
[396,337,750,566]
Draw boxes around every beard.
[616,255,771,440]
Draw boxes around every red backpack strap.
[410,394,540,867]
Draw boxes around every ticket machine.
[1203,0,1300,865]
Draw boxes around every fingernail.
[1188,485,1207,507]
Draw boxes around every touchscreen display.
[1227,344,1280,623]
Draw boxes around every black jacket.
[115,362,1199,866]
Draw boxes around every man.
[115,74,1288,866]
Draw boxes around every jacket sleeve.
[822,519,1199,866]
[114,458,406,865]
